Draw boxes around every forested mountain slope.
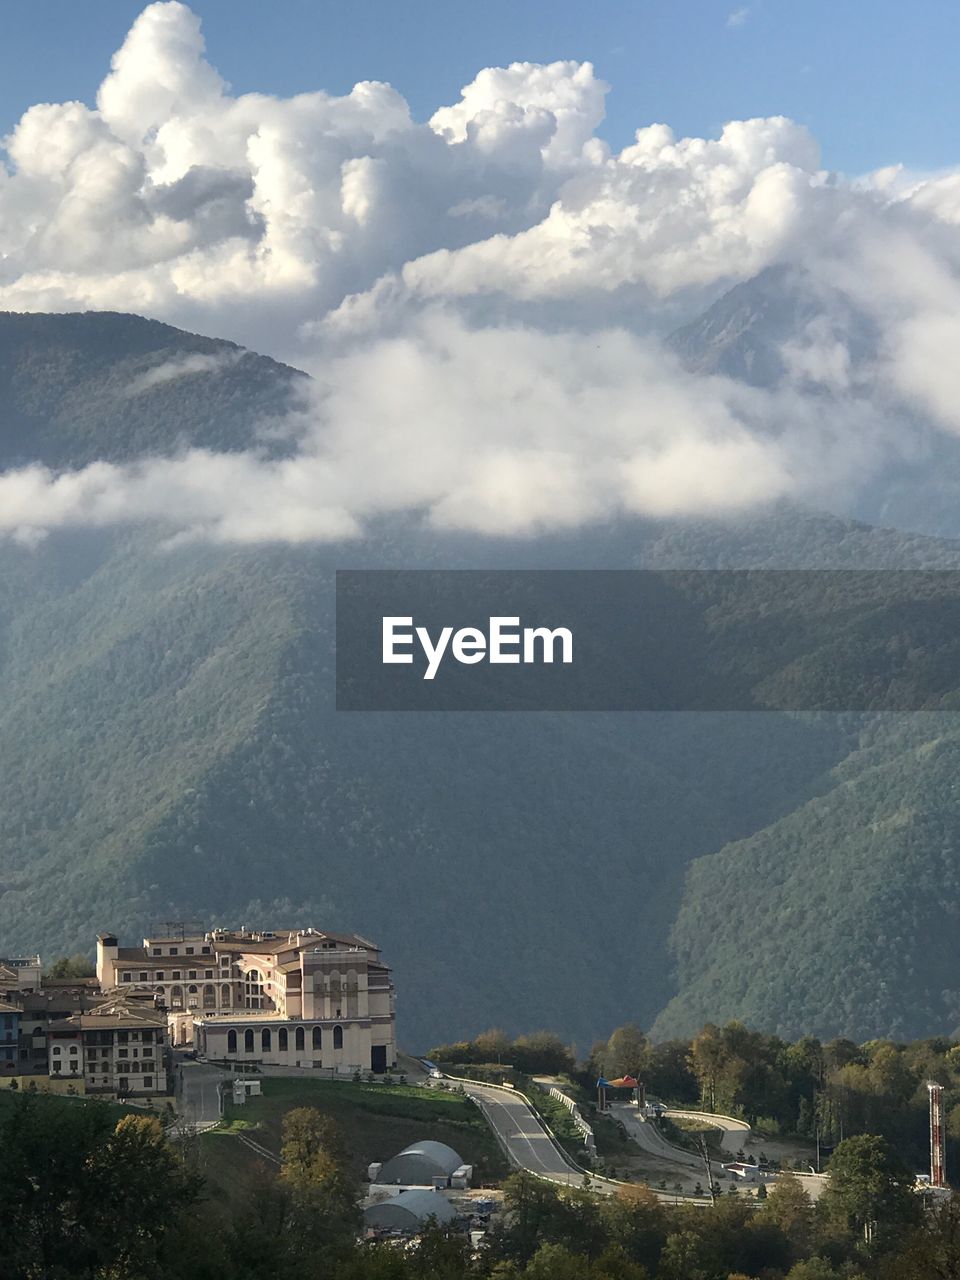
[4,309,960,1048]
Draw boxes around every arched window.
[244,1029,254,1054]
[312,1026,322,1050]
[171,985,183,1008]
[295,1026,305,1051]
[221,984,231,1006]
[227,1029,237,1053]
[278,1028,288,1052]
[203,984,216,1009]
[262,1028,271,1052]
[333,1025,343,1050]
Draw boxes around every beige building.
[97,925,396,1075]
[48,995,168,1098]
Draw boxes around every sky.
[3,0,960,178]
[3,0,960,546]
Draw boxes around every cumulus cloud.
[2,2,960,544]
[0,312,907,544]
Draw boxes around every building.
[0,1000,20,1074]
[48,996,168,1098]
[97,924,396,1075]
[0,954,42,995]
[378,1141,467,1187]
[363,1189,457,1233]
[16,981,103,1080]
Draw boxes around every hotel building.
[97,925,397,1074]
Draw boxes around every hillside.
[0,311,305,467]
[4,309,960,1049]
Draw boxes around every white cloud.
[2,3,960,543]
[727,7,750,28]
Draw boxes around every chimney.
[96,933,119,988]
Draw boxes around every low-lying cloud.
[2,2,960,544]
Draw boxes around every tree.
[511,1031,574,1076]
[659,1230,708,1280]
[279,1107,360,1263]
[759,1172,814,1258]
[46,952,95,979]
[602,1025,649,1080]
[822,1134,921,1249]
[475,1028,512,1062]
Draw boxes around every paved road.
[610,1103,705,1173]
[459,1081,612,1193]
[177,1060,227,1132]
[664,1109,751,1159]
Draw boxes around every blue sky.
[2,0,958,176]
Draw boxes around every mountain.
[668,266,960,541]
[0,310,305,468]
[4,309,960,1050]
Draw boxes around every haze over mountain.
[4,306,960,1049]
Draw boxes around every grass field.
[0,1088,139,1127]
[197,1077,509,1211]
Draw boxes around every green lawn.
[0,1088,138,1126]
[197,1077,508,1212]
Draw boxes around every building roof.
[0,999,20,1015]
[363,1190,457,1228]
[379,1141,464,1183]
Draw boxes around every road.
[177,1059,227,1132]
[458,1081,615,1194]
[609,1103,705,1172]
[664,1109,751,1158]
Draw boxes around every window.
[152,948,161,956]
[117,1032,128,1044]
[188,971,197,980]
[69,1045,78,1055]
[172,971,181,980]
[203,985,216,1009]
[156,972,165,981]
[122,973,132,983]
[205,970,213,979]
[295,1027,305,1051]
[262,1029,271,1051]
[169,948,178,956]
[244,1029,254,1054]
[144,1077,153,1089]
[221,984,231,1006]
[118,1049,128,1059]
[202,946,211,955]
[333,1026,343,1050]
[186,947,194,955]
[138,972,147,982]
[188,985,198,994]
[171,986,183,1008]
[312,1026,322,1050]
[227,1030,237,1053]
[278,1028,288,1051]
[52,1046,61,1055]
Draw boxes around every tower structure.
[929,1081,946,1188]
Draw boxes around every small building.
[378,1141,465,1187]
[0,1000,20,1075]
[363,1189,457,1233]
